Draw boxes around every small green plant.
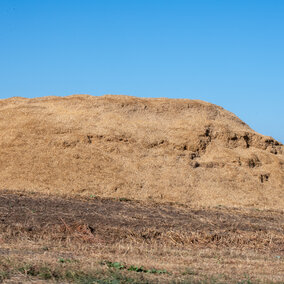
[127,265,145,272]
[104,261,125,270]
[58,258,72,264]
[147,268,167,274]
[101,260,167,274]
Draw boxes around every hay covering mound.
[0,95,283,209]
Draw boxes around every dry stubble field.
[0,190,283,284]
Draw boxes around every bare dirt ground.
[0,190,283,283]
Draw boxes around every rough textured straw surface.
[0,95,283,209]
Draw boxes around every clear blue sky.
[0,0,283,142]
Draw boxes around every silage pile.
[0,95,283,209]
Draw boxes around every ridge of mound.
[0,95,283,209]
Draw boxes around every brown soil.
[0,191,283,283]
[1,191,284,250]
[0,95,283,209]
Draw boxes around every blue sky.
[0,0,283,142]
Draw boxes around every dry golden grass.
[0,95,283,209]
[1,227,283,283]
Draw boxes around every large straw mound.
[0,95,283,209]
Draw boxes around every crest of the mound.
[0,95,283,209]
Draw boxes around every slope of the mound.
[0,95,283,209]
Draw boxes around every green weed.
[102,261,167,274]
